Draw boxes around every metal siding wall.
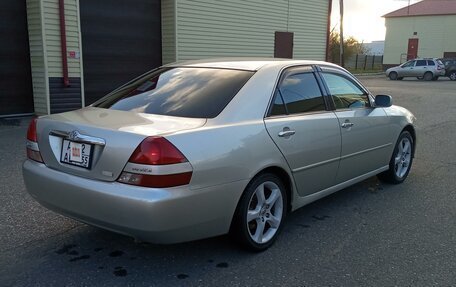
[43,0,81,78]
[49,77,81,113]
[162,0,176,64]
[1,0,34,115]
[289,0,328,60]
[176,0,288,59]
[26,0,48,115]
[175,0,328,61]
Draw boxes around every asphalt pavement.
[1,76,455,286]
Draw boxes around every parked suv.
[439,58,456,81]
[386,58,446,81]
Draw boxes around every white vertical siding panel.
[43,0,81,78]
[162,0,177,64]
[26,0,48,115]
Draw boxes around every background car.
[22,59,416,251]
[386,58,445,81]
[439,58,456,81]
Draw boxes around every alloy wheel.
[246,181,283,244]
[450,72,456,81]
[394,137,412,179]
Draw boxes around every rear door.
[264,66,341,197]
[414,59,428,77]
[319,68,392,184]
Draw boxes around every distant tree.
[328,29,370,66]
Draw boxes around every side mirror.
[375,95,393,107]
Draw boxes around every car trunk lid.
[36,107,206,182]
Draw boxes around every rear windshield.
[92,67,255,118]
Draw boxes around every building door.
[79,0,162,105]
[0,0,33,116]
[274,32,294,59]
[407,38,419,60]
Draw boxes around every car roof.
[163,58,339,71]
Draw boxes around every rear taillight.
[26,118,43,163]
[117,137,192,188]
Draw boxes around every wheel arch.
[424,71,434,78]
[257,166,293,213]
[233,165,294,219]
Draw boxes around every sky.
[331,0,422,43]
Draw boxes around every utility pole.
[339,0,344,67]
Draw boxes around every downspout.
[326,0,333,62]
[59,0,70,87]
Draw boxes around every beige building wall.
[162,0,330,64]
[161,0,176,65]
[42,0,83,79]
[26,0,84,115]
[384,15,456,65]
[26,0,49,115]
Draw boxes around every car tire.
[423,72,433,81]
[378,131,414,184]
[231,173,287,252]
[449,71,456,81]
[389,72,398,80]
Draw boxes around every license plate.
[60,140,93,169]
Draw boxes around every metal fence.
[345,54,384,70]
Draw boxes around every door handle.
[278,130,296,137]
[341,122,354,128]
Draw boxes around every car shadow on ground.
[22,176,393,284]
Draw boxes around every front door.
[398,60,416,77]
[319,70,392,183]
[407,38,419,60]
[264,67,341,196]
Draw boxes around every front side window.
[93,67,254,118]
[402,61,416,68]
[272,72,326,116]
[321,73,370,109]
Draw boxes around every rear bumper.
[22,160,247,243]
[437,70,446,76]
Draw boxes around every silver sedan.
[23,59,416,251]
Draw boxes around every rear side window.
[93,67,254,118]
[416,60,427,66]
[427,60,436,66]
[271,73,326,116]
